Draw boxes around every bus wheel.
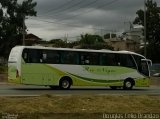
[59,77,72,89]
[123,79,134,90]
[110,86,117,90]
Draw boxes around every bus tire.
[110,86,117,90]
[59,77,72,89]
[123,78,134,90]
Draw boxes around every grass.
[151,77,160,86]
[0,95,160,119]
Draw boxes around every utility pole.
[144,0,147,57]
[100,27,103,40]
[22,14,25,46]
[64,34,68,43]
[124,21,132,31]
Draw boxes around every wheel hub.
[126,82,132,88]
[62,80,69,88]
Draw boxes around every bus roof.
[13,46,145,58]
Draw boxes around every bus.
[8,46,151,90]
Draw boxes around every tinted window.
[100,53,136,68]
[141,60,149,76]
[100,53,117,66]
[80,52,99,65]
[133,55,143,71]
[118,54,136,69]
[22,49,41,63]
[42,50,60,64]
[61,51,79,64]
[23,49,60,64]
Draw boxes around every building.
[122,25,143,43]
[104,25,143,52]
[25,34,42,46]
[105,38,139,52]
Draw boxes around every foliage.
[80,34,104,45]
[48,34,113,50]
[67,41,80,48]
[49,39,67,47]
[133,0,160,62]
[72,34,113,50]
[77,34,113,50]
[0,66,7,73]
[0,0,37,58]
[138,44,160,63]
[79,43,113,50]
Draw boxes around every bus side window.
[118,54,136,69]
[100,53,117,66]
[80,53,90,65]
[89,53,99,65]
[80,53,98,65]
[26,49,41,63]
[100,54,106,65]
[42,52,47,63]
[107,54,117,66]
[24,53,27,59]
[46,50,60,64]
[61,51,78,64]
[22,49,29,63]
[84,55,90,64]
[80,55,85,64]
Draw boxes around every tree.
[133,0,160,62]
[80,34,104,45]
[0,0,37,58]
[49,39,67,47]
[78,34,113,50]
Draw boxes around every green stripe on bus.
[67,72,123,84]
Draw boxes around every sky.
[25,0,160,41]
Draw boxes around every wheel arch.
[124,77,135,86]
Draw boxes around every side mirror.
[141,59,152,66]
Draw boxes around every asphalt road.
[0,83,160,96]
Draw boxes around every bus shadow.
[69,88,148,91]
[11,87,148,91]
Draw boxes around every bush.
[0,66,7,73]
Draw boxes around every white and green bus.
[8,46,151,90]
